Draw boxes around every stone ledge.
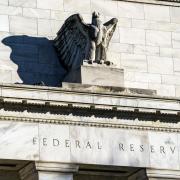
[62,82,156,96]
[36,163,79,172]
[116,0,180,6]
[0,82,171,99]
[0,83,179,113]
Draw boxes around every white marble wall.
[1,121,180,171]
[1,0,180,96]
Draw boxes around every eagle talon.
[104,61,111,66]
[88,60,93,64]
[93,60,99,64]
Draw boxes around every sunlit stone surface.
[0,0,180,179]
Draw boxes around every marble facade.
[0,83,178,179]
[1,121,180,170]
[1,0,180,179]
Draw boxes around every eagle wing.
[54,14,91,70]
[103,18,118,49]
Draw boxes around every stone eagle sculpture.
[54,12,118,71]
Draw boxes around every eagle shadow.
[2,35,67,87]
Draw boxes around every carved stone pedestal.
[19,162,78,180]
[63,64,124,87]
[128,169,180,180]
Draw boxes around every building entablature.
[0,83,180,132]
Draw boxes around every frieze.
[35,124,180,169]
[0,114,180,133]
[0,121,179,170]
[33,137,177,155]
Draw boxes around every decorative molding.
[159,0,180,2]
[0,87,180,114]
[0,114,180,133]
[0,83,178,101]
[117,0,180,6]
[0,84,180,132]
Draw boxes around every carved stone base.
[63,64,124,87]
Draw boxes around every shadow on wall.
[2,35,67,87]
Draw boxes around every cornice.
[0,83,179,102]
[116,0,180,6]
[0,83,179,132]
[0,83,179,114]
